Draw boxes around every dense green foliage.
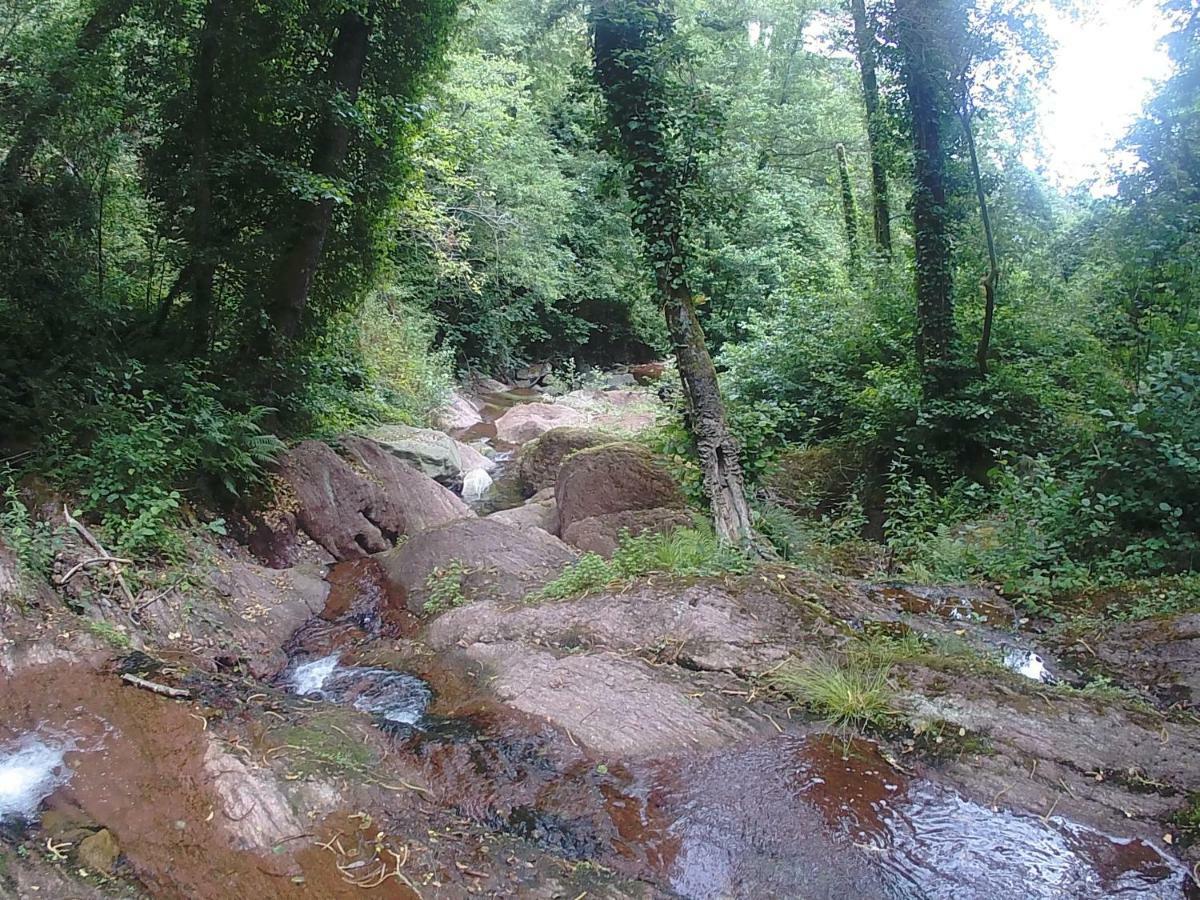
[1,0,1197,609]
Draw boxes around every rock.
[456,439,495,473]
[489,488,559,535]
[77,828,120,875]
[516,427,613,496]
[556,389,658,434]
[277,439,471,562]
[629,361,668,384]
[555,443,685,534]
[603,372,637,389]
[462,643,763,757]
[362,423,464,485]
[562,507,695,557]
[340,436,473,534]
[378,517,576,611]
[512,361,552,387]
[436,391,484,433]
[1090,612,1200,708]
[425,577,807,674]
[493,403,586,445]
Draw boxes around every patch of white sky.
[1034,0,1174,192]
[789,1,1175,195]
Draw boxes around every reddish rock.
[516,427,613,496]
[493,403,585,444]
[561,507,695,557]
[378,517,576,611]
[276,439,471,562]
[555,443,685,534]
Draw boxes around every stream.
[265,559,1200,900]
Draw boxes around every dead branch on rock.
[120,672,191,699]
[63,505,136,606]
[57,554,134,584]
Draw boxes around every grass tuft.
[769,653,895,733]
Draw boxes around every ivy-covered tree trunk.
[895,0,956,398]
[264,8,371,355]
[590,0,755,549]
[835,143,860,273]
[0,0,134,183]
[848,0,891,256]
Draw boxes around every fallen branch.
[121,672,191,699]
[57,554,133,585]
[63,506,136,606]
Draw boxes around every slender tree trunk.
[262,8,370,356]
[591,0,756,550]
[848,0,891,255]
[896,0,956,398]
[959,88,998,376]
[835,143,860,273]
[0,0,133,183]
[183,0,224,356]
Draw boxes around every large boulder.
[363,423,464,485]
[277,439,470,562]
[516,427,613,496]
[561,507,695,557]
[435,391,484,433]
[489,488,559,535]
[493,403,585,444]
[555,443,685,534]
[556,388,658,435]
[378,517,576,611]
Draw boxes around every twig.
[63,505,136,606]
[57,554,134,585]
[121,672,191,699]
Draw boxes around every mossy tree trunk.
[836,143,860,274]
[895,0,957,399]
[590,0,756,550]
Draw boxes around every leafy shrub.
[43,362,282,558]
[0,481,60,582]
[423,560,470,614]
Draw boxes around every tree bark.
[896,0,956,398]
[591,0,756,550]
[183,0,224,356]
[0,0,134,183]
[835,143,860,273]
[848,0,891,255]
[959,87,998,376]
[262,8,371,356]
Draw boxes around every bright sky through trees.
[1035,0,1174,190]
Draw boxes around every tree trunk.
[183,0,224,356]
[0,0,134,183]
[959,88,998,376]
[263,8,371,355]
[835,143,860,273]
[591,0,756,550]
[848,0,891,255]
[896,0,956,398]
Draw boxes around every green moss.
[272,720,377,777]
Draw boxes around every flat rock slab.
[463,642,767,757]
[1091,612,1200,709]
[425,579,817,674]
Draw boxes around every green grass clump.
[531,524,750,602]
[769,654,896,733]
[423,559,469,614]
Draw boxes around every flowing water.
[0,733,72,822]
[269,561,1200,900]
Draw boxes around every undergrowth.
[768,653,896,733]
[423,560,470,614]
[530,523,750,602]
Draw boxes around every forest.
[2,0,1200,895]
[3,0,1196,605]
